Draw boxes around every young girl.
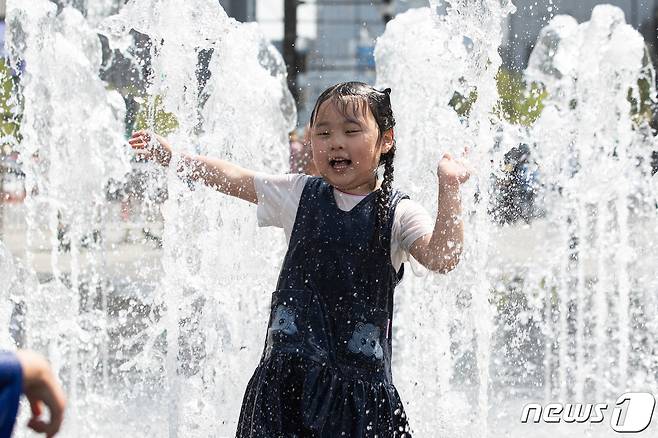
[129,82,470,437]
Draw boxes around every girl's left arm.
[409,152,470,273]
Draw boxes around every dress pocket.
[266,288,313,349]
[336,302,390,370]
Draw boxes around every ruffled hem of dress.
[237,351,413,438]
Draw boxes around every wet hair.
[309,81,397,250]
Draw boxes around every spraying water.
[376,2,658,437]
[100,1,295,435]
[5,0,294,436]
[524,2,658,420]
[376,1,514,436]
[2,0,658,437]
[6,1,133,434]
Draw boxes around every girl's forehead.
[315,96,374,125]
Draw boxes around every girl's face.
[311,97,393,195]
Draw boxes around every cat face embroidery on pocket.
[347,322,383,360]
[271,304,298,335]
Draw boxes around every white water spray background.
[100,1,295,435]
[511,7,658,436]
[525,2,658,409]
[5,2,136,434]
[376,1,515,436]
[5,0,294,436]
[2,0,658,437]
[376,1,658,437]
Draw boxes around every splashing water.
[376,2,658,437]
[376,1,514,436]
[5,0,294,436]
[522,4,658,429]
[99,1,295,435]
[6,1,133,434]
[2,0,658,437]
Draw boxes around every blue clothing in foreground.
[0,351,22,438]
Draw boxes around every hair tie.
[383,87,392,95]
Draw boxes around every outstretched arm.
[409,152,470,273]
[129,131,258,204]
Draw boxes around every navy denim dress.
[237,176,413,437]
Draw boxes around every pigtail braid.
[373,141,396,249]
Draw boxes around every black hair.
[309,81,397,249]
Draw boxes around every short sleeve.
[397,199,434,252]
[391,199,434,273]
[253,173,310,241]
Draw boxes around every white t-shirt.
[253,173,434,273]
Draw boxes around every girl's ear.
[381,128,395,154]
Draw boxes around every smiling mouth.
[330,158,352,169]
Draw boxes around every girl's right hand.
[128,130,172,167]
[437,151,471,188]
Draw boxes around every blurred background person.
[288,124,318,175]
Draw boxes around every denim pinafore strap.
[237,176,413,438]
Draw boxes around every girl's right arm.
[129,130,258,204]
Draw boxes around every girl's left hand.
[437,149,471,187]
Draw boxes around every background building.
[502,0,658,70]
[297,0,426,127]
[218,0,257,22]
[261,0,658,126]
